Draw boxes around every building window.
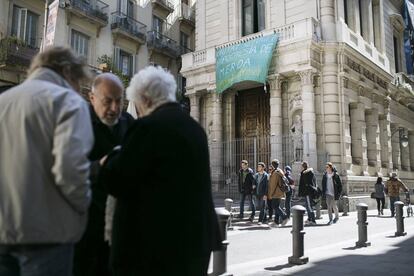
[180,32,189,49]
[394,35,401,73]
[115,48,133,77]
[153,16,163,33]
[242,0,265,36]
[71,30,89,58]
[11,5,39,47]
[372,0,381,51]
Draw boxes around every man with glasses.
[73,73,134,276]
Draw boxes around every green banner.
[215,34,279,93]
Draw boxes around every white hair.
[92,72,124,93]
[126,66,177,109]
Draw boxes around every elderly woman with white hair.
[101,66,222,275]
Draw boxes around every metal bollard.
[288,205,309,265]
[342,196,349,216]
[212,208,231,276]
[315,199,322,220]
[224,198,234,230]
[355,203,371,247]
[394,201,407,237]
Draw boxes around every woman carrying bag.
[373,177,386,216]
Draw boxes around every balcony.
[147,30,181,58]
[182,17,320,72]
[65,0,109,27]
[177,3,195,28]
[0,38,39,71]
[337,18,390,74]
[151,0,174,17]
[111,12,147,44]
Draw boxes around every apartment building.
[0,0,195,100]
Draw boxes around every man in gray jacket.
[0,47,94,276]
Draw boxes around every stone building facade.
[181,0,414,209]
[0,0,195,99]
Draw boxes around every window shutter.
[114,47,121,72]
[131,54,136,76]
[18,8,28,41]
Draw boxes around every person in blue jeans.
[298,161,317,225]
[254,162,269,224]
[284,166,295,218]
[238,160,256,221]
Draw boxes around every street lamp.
[392,127,409,148]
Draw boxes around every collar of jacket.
[27,67,73,90]
[302,168,314,174]
[273,168,285,177]
[151,101,180,115]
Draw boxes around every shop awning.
[215,33,279,93]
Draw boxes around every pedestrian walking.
[268,160,290,227]
[238,160,256,221]
[254,162,269,224]
[100,66,221,275]
[284,166,295,217]
[266,165,274,222]
[0,47,94,276]
[373,177,386,216]
[298,161,317,225]
[385,172,409,217]
[73,73,135,276]
[322,162,342,225]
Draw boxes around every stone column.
[222,90,236,141]
[409,131,414,171]
[400,128,410,171]
[365,108,381,172]
[322,46,341,168]
[379,114,390,171]
[268,75,283,159]
[299,70,317,168]
[188,92,201,122]
[391,124,401,171]
[210,92,223,192]
[320,0,336,41]
[349,102,368,175]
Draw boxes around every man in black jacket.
[298,161,317,225]
[101,66,221,275]
[238,160,256,221]
[73,73,134,276]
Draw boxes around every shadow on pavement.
[282,234,414,275]
[264,263,297,271]
[238,226,272,231]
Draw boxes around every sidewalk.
[224,209,414,275]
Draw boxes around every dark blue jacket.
[254,172,269,197]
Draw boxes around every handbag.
[370,192,376,199]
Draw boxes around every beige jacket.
[0,68,94,244]
[268,168,286,199]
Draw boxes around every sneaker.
[378,211,381,216]
[248,217,254,222]
[333,217,339,223]
[309,221,317,226]
[258,222,262,225]
[281,218,290,226]
[381,209,384,215]
[327,220,333,225]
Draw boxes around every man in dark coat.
[101,66,221,275]
[298,161,317,225]
[73,73,134,276]
[238,160,256,221]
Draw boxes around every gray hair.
[126,66,176,107]
[28,46,90,82]
[92,73,124,93]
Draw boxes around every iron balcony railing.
[111,11,147,41]
[147,30,181,57]
[67,0,109,23]
[0,38,39,68]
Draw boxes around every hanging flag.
[43,0,59,50]
[215,34,279,93]
[403,0,414,74]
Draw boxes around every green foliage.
[97,55,130,88]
